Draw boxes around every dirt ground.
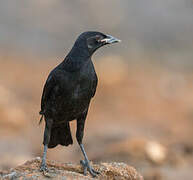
[0,57,193,180]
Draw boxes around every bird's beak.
[100,35,121,44]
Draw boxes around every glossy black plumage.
[41,56,98,148]
[39,31,120,176]
[40,34,99,148]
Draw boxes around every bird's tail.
[48,122,73,148]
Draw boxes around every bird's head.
[73,31,121,56]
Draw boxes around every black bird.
[39,31,121,177]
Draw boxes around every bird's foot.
[40,163,54,178]
[40,163,48,172]
[80,160,100,177]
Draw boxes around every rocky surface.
[0,157,143,180]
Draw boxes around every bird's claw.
[80,160,100,177]
[40,163,48,172]
[40,164,54,178]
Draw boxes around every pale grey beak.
[100,35,121,44]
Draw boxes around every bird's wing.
[40,74,56,114]
[91,74,98,97]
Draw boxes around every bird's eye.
[95,35,102,43]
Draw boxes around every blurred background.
[1,0,193,179]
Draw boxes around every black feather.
[39,31,117,148]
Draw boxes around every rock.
[145,141,167,165]
[0,157,143,180]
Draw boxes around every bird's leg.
[76,110,99,177]
[79,143,99,177]
[40,144,48,171]
[40,119,53,172]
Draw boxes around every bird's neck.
[61,46,91,72]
